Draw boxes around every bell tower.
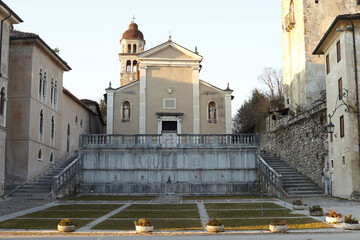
[119,20,145,86]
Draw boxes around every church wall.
[146,67,194,134]
[199,83,226,134]
[113,83,139,134]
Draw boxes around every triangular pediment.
[138,41,202,61]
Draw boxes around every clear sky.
[8,0,282,117]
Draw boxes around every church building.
[106,22,233,135]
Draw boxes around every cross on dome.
[131,15,136,23]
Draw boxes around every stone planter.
[343,222,360,230]
[135,225,153,233]
[293,205,305,210]
[310,210,324,216]
[206,225,224,232]
[326,216,342,224]
[57,225,75,232]
[269,224,287,233]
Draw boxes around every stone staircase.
[6,151,79,200]
[260,152,324,197]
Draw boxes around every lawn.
[111,210,199,219]
[204,203,284,210]
[182,195,262,200]
[125,204,198,211]
[207,209,301,218]
[64,195,155,201]
[0,219,91,229]
[47,204,122,211]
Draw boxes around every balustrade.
[256,155,284,195]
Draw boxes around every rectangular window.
[340,115,344,138]
[338,78,342,99]
[342,155,345,166]
[337,40,341,62]
[326,54,330,74]
[331,159,334,169]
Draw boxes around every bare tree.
[258,67,284,109]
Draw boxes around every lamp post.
[326,121,335,134]
[326,88,349,134]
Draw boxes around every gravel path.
[0,198,50,217]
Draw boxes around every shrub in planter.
[269,219,287,233]
[292,199,305,210]
[134,218,153,233]
[343,214,360,230]
[206,218,224,232]
[58,218,75,232]
[325,210,342,223]
[309,205,324,216]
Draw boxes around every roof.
[122,22,144,40]
[81,99,106,126]
[0,1,23,23]
[313,13,360,55]
[10,30,71,71]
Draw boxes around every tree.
[258,67,284,110]
[99,99,107,122]
[233,89,269,133]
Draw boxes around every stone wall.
[261,102,327,188]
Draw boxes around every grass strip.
[46,204,122,211]
[92,219,202,231]
[0,219,91,229]
[204,203,284,210]
[111,210,199,219]
[182,195,261,200]
[19,210,110,219]
[221,218,331,230]
[64,195,155,201]
[207,209,302,218]
[125,204,197,211]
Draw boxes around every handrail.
[256,155,285,196]
[52,155,82,198]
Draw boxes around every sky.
[7,0,282,117]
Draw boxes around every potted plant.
[292,199,305,210]
[269,219,287,233]
[343,214,360,230]
[134,218,153,233]
[206,218,224,232]
[325,210,342,223]
[309,205,324,216]
[57,218,75,232]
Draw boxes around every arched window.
[50,79,54,103]
[38,148,42,160]
[54,81,58,104]
[67,124,70,153]
[126,60,131,73]
[132,60,137,73]
[208,101,217,123]
[127,44,131,53]
[0,87,5,115]
[39,69,43,94]
[51,116,55,138]
[40,110,44,133]
[49,152,54,163]
[122,100,131,121]
[75,116,78,123]
[133,44,137,53]
[80,119,83,127]
[43,72,47,98]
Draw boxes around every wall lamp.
[326,88,349,134]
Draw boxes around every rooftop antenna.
[131,15,136,23]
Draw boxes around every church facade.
[106,22,233,135]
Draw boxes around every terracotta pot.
[343,222,360,230]
[326,216,342,223]
[135,225,153,233]
[269,224,287,233]
[310,210,324,216]
[293,205,305,210]
[57,225,75,232]
[206,225,224,232]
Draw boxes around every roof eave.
[0,2,23,24]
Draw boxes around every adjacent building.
[106,22,233,135]
[0,2,22,197]
[313,13,360,198]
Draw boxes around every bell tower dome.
[119,21,145,86]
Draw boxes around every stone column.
[225,92,232,134]
[192,67,200,134]
[106,86,115,134]
[139,66,147,134]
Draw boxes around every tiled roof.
[10,30,38,39]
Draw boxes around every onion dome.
[122,22,144,40]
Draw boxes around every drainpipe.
[350,20,360,163]
[0,13,12,78]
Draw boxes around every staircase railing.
[256,155,285,196]
[52,155,82,198]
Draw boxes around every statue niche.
[208,101,217,123]
[122,101,131,121]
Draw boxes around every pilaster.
[192,67,200,134]
[106,87,115,134]
[225,93,232,134]
[139,66,147,134]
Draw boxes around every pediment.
[138,41,202,61]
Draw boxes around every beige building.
[6,30,104,187]
[314,14,360,198]
[106,22,233,135]
[0,2,22,197]
[281,0,360,112]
